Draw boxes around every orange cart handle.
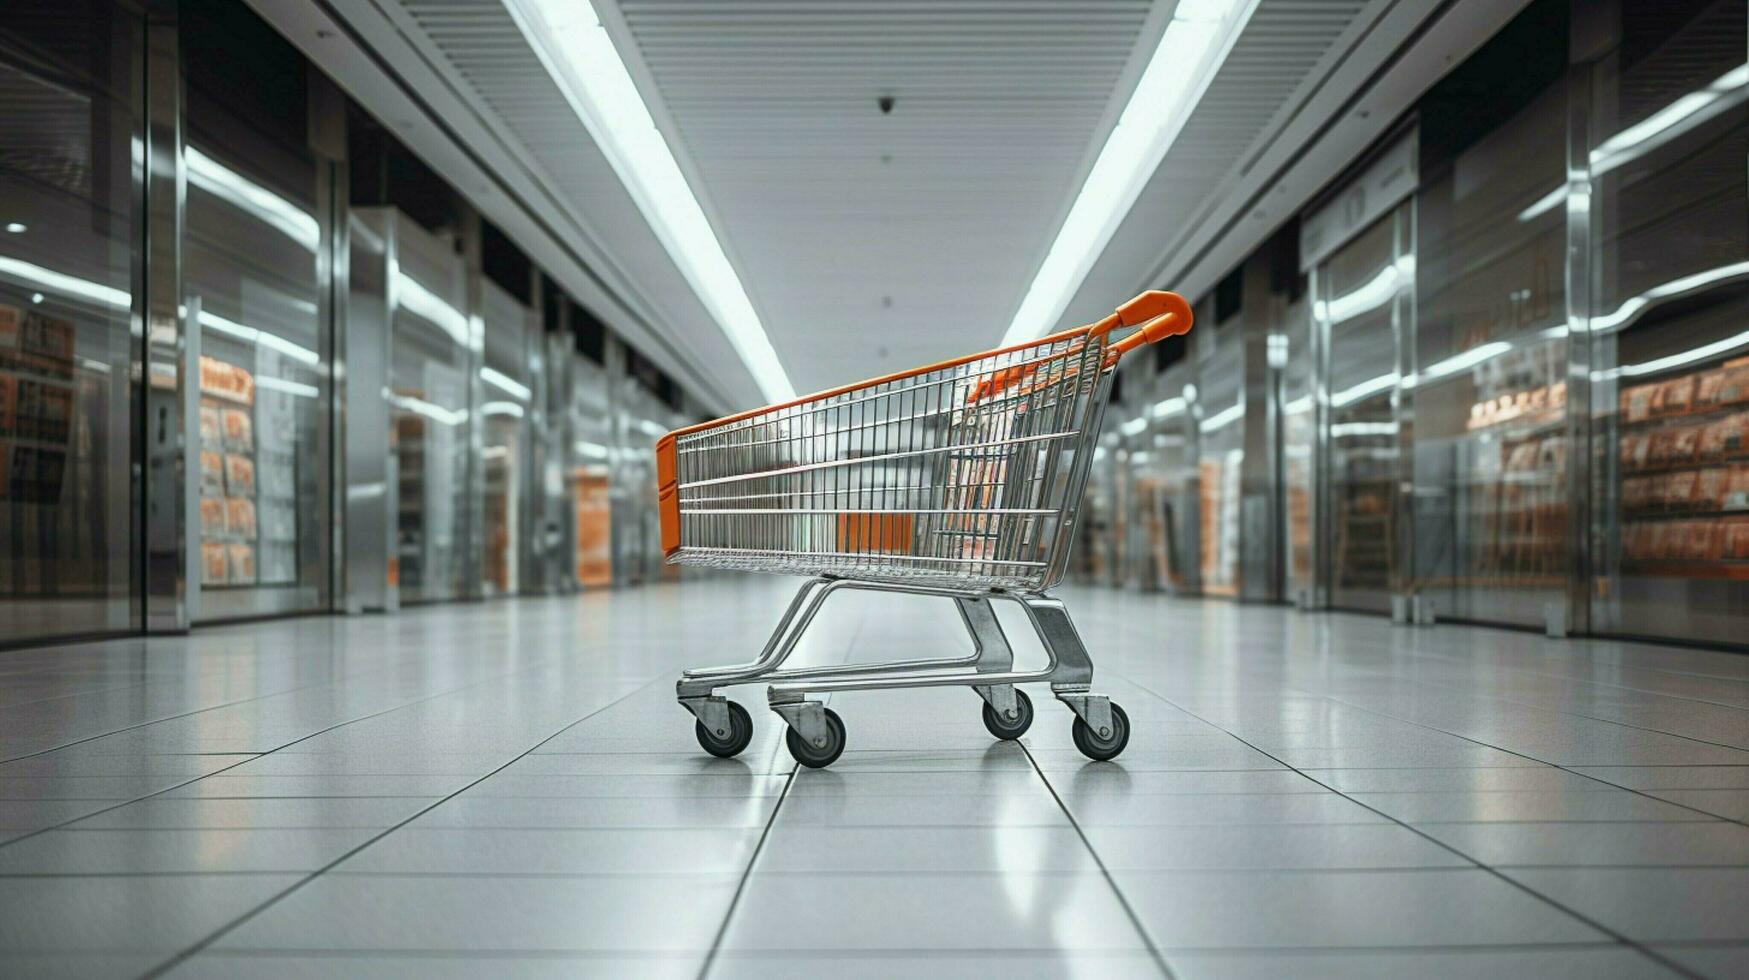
[1103,290,1193,364]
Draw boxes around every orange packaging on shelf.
[198,355,255,404]
[1662,375,1696,415]
[1619,434,1643,468]
[200,539,228,584]
[1695,467,1731,509]
[227,543,256,583]
[1727,464,1749,511]
[199,450,224,495]
[1698,370,1727,405]
[198,403,220,448]
[1724,520,1749,559]
[1623,384,1655,423]
[224,454,255,496]
[1646,430,1675,465]
[221,408,253,452]
[1685,521,1722,560]
[224,496,257,538]
[198,496,227,535]
[1622,475,1652,508]
[1719,362,1749,406]
[1665,470,1697,505]
[1622,523,1647,559]
[1669,425,1701,462]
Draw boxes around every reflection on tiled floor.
[1,579,1746,978]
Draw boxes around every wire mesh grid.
[668,330,1113,592]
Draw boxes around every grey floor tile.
[337,827,761,874]
[773,791,1068,827]
[464,772,791,799]
[411,794,780,829]
[720,872,1148,951]
[0,874,300,951]
[0,953,167,979]
[1574,767,1749,791]
[1649,944,1749,980]
[1063,791,1386,826]
[708,951,1165,979]
[214,873,740,952]
[163,774,475,798]
[68,796,439,830]
[755,826,1096,873]
[1302,767,1606,794]
[1160,947,1675,979]
[1349,790,1713,824]
[1083,823,1466,871]
[0,754,257,778]
[0,828,382,875]
[163,951,703,979]
[1054,768,1327,796]
[1421,821,1749,867]
[0,775,201,800]
[1643,789,1749,823]
[0,798,115,829]
[1503,868,1749,941]
[1115,868,1605,948]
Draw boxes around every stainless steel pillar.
[143,0,192,632]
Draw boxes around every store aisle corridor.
[1,581,1747,978]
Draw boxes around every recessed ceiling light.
[1002,0,1260,347]
[503,0,794,402]
[4,223,24,233]
[30,292,43,304]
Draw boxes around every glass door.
[1314,208,1410,614]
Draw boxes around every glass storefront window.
[387,217,470,604]
[480,282,533,597]
[1281,291,1316,604]
[1314,209,1408,614]
[183,0,331,620]
[1144,359,1200,594]
[1587,0,1748,643]
[1414,71,1568,628]
[1196,325,1244,597]
[570,355,613,588]
[0,4,141,643]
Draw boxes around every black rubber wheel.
[694,700,754,759]
[784,707,846,769]
[981,689,1035,740]
[1071,702,1130,762]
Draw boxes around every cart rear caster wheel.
[1072,702,1130,762]
[982,689,1034,741]
[784,708,846,769]
[695,700,754,759]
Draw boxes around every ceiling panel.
[609,0,1160,392]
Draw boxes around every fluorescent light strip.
[186,146,320,252]
[257,376,320,398]
[1588,260,1749,335]
[1330,421,1398,437]
[481,366,532,401]
[394,271,470,347]
[481,400,526,418]
[574,440,612,460]
[1329,373,1397,408]
[1002,0,1261,346]
[1151,396,1187,418]
[1315,256,1415,324]
[195,309,321,366]
[1199,402,1244,433]
[504,0,793,403]
[389,394,468,426]
[1519,62,1747,222]
[0,256,131,309]
[1119,416,1149,437]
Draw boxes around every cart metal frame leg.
[676,576,1123,761]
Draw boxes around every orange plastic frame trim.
[655,290,1192,558]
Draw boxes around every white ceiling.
[603,0,1164,393]
[259,0,1528,411]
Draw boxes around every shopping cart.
[659,290,1192,767]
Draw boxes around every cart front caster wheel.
[982,689,1034,741]
[784,708,846,769]
[1071,702,1130,762]
[695,700,754,759]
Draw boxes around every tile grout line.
[1297,688,1749,829]
[695,607,874,978]
[136,673,671,980]
[1018,739,1178,980]
[0,651,599,851]
[1118,673,1709,980]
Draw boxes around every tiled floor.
[1,579,1747,978]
